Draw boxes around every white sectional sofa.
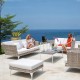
[54,38,76,51]
[1,39,39,59]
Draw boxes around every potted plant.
[11,31,21,40]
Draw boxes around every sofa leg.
[30,73,33,80]
[10,69,11,76]
[18,56,20,59]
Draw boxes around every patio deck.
[0,52,80,80]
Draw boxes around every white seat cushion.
[57,46,71,50]
[9,59,43,70]
[67,47,71,49]
[17,46,39,54]
[14,40,24,50]
[17,48,28,54]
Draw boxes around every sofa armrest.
[1,44,18,56]
[67,49,80,67]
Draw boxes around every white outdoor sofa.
[1,39,40,59]
[54,38,76,51]
[54,38,80,68]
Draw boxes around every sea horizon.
[1,29,80,42]
[29,28,80,30]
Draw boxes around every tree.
[0,15,28,41]
[0,0,5,17]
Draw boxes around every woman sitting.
[26,34,35,49]
[58,33,73,53]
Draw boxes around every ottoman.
[9,58,43,80]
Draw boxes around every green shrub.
[0,47,4,55]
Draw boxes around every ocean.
[21,29,80,42]
[1,29,80,42]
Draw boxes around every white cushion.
[62,38,67,44]
[22,40,27,48]
[17,48,28,54]
[14,41,24,50]
[17,46,39,54]
[67,47,71,49]
[54,38,67,45]
[9,59,43,70]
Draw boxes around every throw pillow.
[22,40,27,48]
[14,41,24,50]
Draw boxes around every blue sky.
[2,0,80,29]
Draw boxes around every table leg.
[52,54,54,63]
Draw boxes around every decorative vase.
[11,37,21,40]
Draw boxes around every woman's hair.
[26,34,31,40]
[68,33,72,38]
[70,33,72,37]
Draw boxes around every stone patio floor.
[0,52,80,80]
